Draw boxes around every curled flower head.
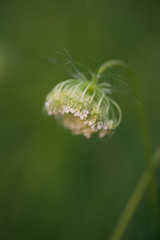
[44,57,128,138]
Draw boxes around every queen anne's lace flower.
[44,60,122,138]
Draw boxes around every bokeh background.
[0,0,160,239]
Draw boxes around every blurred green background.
[0,0,160,239]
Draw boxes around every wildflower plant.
[43,52,160,240]
[44,52,131,138]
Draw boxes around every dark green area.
[0,0,160,239]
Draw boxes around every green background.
[0,0,160,239]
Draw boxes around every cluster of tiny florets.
[44,78,122,138]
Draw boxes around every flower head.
[44,58,123,138]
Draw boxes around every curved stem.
[92,60,129,84]
[80,82,92,101]
[97,92,105,111]
[56,79,76,96]
[125,67,159,222]
[101,60,160,239]
[108,97,122,128]
[103,96,110,116]
[71,82,82,97]
[89,90,96,104]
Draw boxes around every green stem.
[96,59,159,239]
[123,65,159,224]
[109,147,160,240]
[92,60,129,85]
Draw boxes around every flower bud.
[44,71,122,138]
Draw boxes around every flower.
[44,58,123,138]
[44,81,122,138]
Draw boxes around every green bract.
[44,60,123,138]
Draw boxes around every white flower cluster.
[44,79,121,138]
